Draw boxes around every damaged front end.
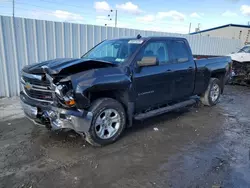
[229,61,250,86]
[20,69,93,134]
[20,57,129,135]
[20,92,93,133]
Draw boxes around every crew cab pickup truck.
[20,36,232,146]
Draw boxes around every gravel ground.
[0,85,250,188]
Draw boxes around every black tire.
[200,78,221,106]
[85,98,126,146]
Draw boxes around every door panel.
[132,39,174,111]
[133,65,174,111]
[168,62,195,100]
[169,40,196,100]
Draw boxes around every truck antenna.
[137,34,141,39]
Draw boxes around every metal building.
[190,24,250,45]
[0,16,243,97]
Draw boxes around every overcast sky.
[0,0,250,34]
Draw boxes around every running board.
[134,99,197,120]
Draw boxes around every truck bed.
[195,56,232,71]
[193,56,232,95]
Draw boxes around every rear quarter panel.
[194,56,231,95]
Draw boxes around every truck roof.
[111,36,187,41]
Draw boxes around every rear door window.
[171,40,189,63]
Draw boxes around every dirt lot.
[0,85,250,188]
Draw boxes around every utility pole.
[188,23,191,34]
[197,23,201,35]
[115,10,117,28]
[105,9,118,27]
[12,0,15,17]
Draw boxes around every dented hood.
[22,58,116,75]
[229,52,250,63]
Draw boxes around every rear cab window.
[170,40,190,63]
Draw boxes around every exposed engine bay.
[228,45,250,86]
[229,61,250,86]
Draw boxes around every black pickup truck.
[20,36,232,146]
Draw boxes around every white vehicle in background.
[228,45,250,86]
[230,45,250,63]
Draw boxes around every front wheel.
[200,78,221,106]
[85,98,126,146]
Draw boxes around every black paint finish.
[21,36,232,118]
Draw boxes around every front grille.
[22,75,50,87]
[21,72,54,103]
[24,88,53,101]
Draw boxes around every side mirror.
[137,56,157,67]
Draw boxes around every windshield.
[238,46,250,53]
[82,39,143,64]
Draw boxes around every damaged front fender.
[70,67,132,109]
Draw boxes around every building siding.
[193,26,250,44]
[0,15,243,97]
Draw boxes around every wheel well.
[211,72,225,93]
[88,90,132,126]
[89,90,128,106]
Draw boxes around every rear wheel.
[85,98,126,146]
[200,78,221,106]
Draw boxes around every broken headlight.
[55,83,76,107]
[55,84,67,99]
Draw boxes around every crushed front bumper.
[20,91,93,133]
